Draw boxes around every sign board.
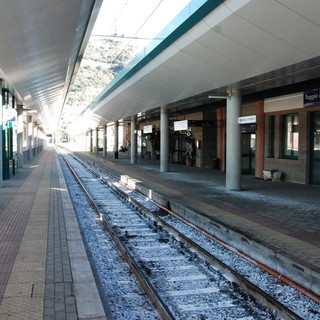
[143,125,153,134]
[2,108,16,122]
[174,120,188,131]
[304,90,320,107]
[238,115,256,124]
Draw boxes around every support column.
[17,104,24,168]
[89,130,93,152]
[95,127,99,154]
[27,115,33,161]
[130,115,137,164]
[113,121,119,159]
[33,122,38,155]
[256,100,265,178]
[103,124,107,156]
[160,106,169,173]
[217,108,226,171]
[226,89,242,190]
[0,81,3,187]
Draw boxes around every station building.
[1,0,320,189]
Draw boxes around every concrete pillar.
[33,122,38,155]
[113,121,119,159]
[160,106,169,173]
[27,115,33,161]
[217,107,226,171]
[89,130,93,152]
[226,89,242,190]
[17,104,24,168]
[103,124,107,156]
[0,81,3,187]
[95,127,99,154]
[130,116,137,164]
[256,100,265,178]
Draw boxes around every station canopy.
[1,0,320,134]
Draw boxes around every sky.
[92,0,192,49]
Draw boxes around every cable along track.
[59,148,304,320]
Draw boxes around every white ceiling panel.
[277,0,320,26]
[206,13,310,67]
[235,0,320,57]
[0,0,100,132]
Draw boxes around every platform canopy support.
[226,89,242,190]
[131,115,137,164]
[160,106,169,173]
[103,124,107,156]
[113,120,119,159]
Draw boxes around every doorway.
[171,132,186,164]
[241,133,256,174]
[311,111,320,185]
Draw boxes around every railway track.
[57,146,317,320]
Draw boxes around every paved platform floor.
[75,148,320,298]
[0,147,106,320]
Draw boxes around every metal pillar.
[103,124,107,156]
[130,115,137,164]
[17,104,24,168]
[95,127,99,153]
[226,89,242,190]
[160,106,169,173]
[113,121,119,159]
[27,115,33,161]
[0,81,3,187]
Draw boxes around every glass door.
[311,111,320,185]
[241,133,256,174]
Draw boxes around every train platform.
[0,147,106,320]
[74,148,320,298]
[0,145,319,320]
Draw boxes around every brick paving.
[44,154,77,320]
[0,149,79,319]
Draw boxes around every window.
[283,114,299,158]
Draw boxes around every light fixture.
[208,89,232,100]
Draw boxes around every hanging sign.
[143,125,153,134]
[174,120,188,131]
[238,115,256,124]
[2,108,16,122]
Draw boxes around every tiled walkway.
[0,148,106,320]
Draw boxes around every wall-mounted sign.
[174,120,188,131]
[304,90,320,107]
[238,115,256,124]
[143,125,153,134]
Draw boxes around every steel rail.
[59,149,175,320]
[58,147,307,320]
